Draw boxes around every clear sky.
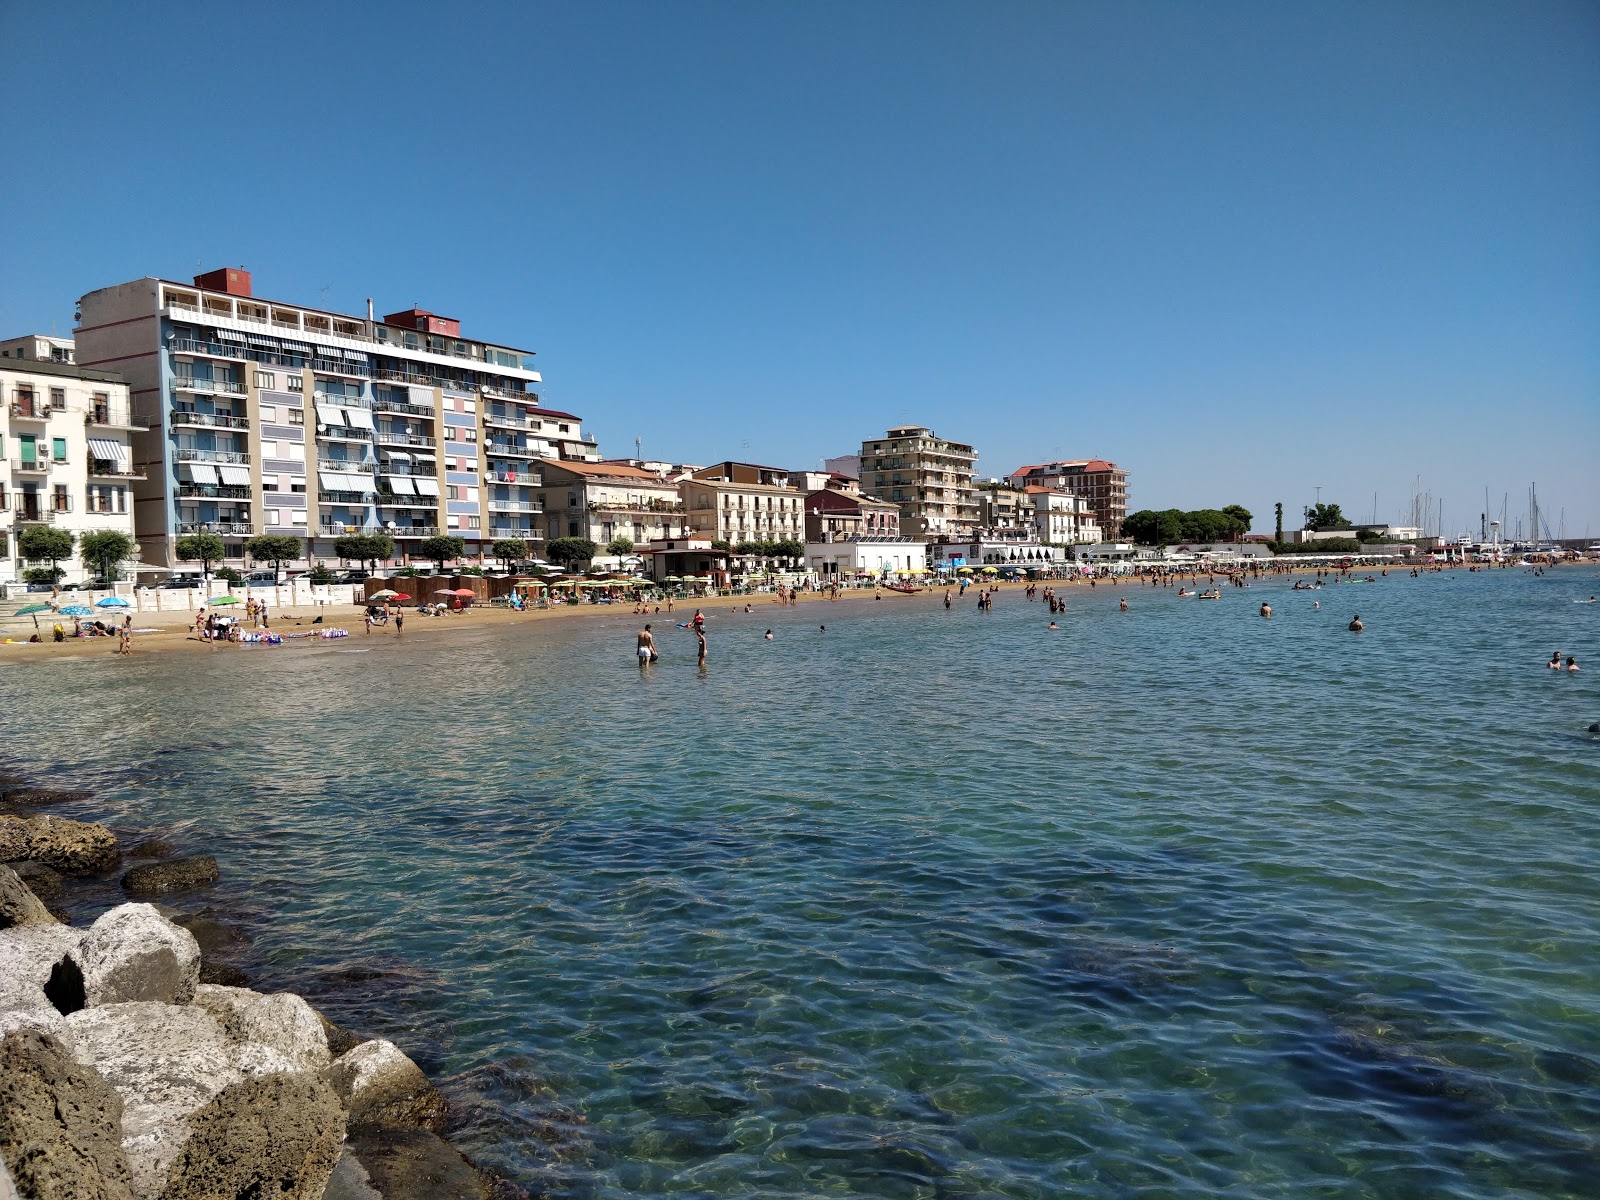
[4,1,1596,537]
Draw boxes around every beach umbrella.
[981,566,999,574]
[957,567,974,574]
[95,597,131,608]
[211,596,241,605]
[391,593,412,601]
[59,605,93,617]
[432,588,457,596]
[16,604,52,615]
[369,588,400,599]
[451,588,476,597]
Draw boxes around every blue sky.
[4,1,1596,537]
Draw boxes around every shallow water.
[5,567,1599,1198]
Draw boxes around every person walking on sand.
[638,623,658,665]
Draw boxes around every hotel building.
[858,426,979,537]
[74,268,593,571]
[1007,460,1129,540]
[0,353,141,585]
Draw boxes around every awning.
[414,453,437,463]
[87,438,129,465]
[407,385,434,407]
[342,349,369,362]
[342,407,375,431]
[383,450,412,463]
[218,465,251,487]
[246,334,279,349]
[314,404,345,427]
[388,476,415,495]
[213,329,246,343]
[413,477,439,496]
[185,462,219,484]
[279,340,311,354]
[319,470,369,492]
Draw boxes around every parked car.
[244,571,278,587]
[155,573,204,590]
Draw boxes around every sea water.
[4,567,1598,1199]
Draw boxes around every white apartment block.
[1026,487,1102,545]
[74,267,598,572]
[0,355,140,585]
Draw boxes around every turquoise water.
[4,567,1599,1198]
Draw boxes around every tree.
[1303,502,1347,531]
[333,533,395,577]
[605,536,634,557]
[417,534,467,572]
[709,538,732,551]
[492,538,529,569]
[245,534,302,576]
[1221,505,1253,541]
[1121,509,1185,546]
[546,537,598,569]
[79,530,134,581]
[18,526,74,582]
[1274,502,1284,546]
[175,532,226,578]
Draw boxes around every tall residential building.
[74,268,593,571]
[1,354,141,584]
[1007,460,1129,540]
[858,425,978,537]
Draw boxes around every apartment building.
[0,334,76,365]
[0,355,140,584]
[539,460,687,547]
[1026,487,1102,545]
[680,476,806,546]
[802,485,901,543]
[74,268,593,570]
[975,482,1029,529]
[1007,460,1128,540]
[858,425,978,537]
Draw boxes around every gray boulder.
[23,815,120,876]
[120,855,219,898]
[1,788,92,810]
[193,984,331,1072]
[326,1038,448,1133]
[0,923,86,1038]
[0,862,57,929]
[345,1123,494,1200]
[156,1071,345,1200]
[9,859,65,901]
[77,903,200,1006]
[0,1028,134,1200]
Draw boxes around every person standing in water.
[1259,602,1272,619]
[1349,614,1364,632]
[638,623,657,665]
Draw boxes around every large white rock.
[64,1002,240,1199]
[193,983,331,1072]
[77,902,200,1006]
[325,1037,446,1130]
[0,923,85,1047]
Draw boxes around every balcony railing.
[312,391,371,409]
[87,461,145,479]
[389,525,438,537]
[376,432,436,448]
[484,442,539,459]
[177,484,252,500]
[317,491,371,504]
[311,357,371,379]
[89,405,146,430]
[486,470,541,485]
[590,500,684,513]
[318,427,372,443]
[172,376,247,395]
[9,458,51,473]
[178,522,253,536]
[481,383,537,403]
[171,410,250,430]
[488,500,542,513]
[376,495,438,508]
[173,448,251,464]
[483,409,534,430]
[489,525,539,539]
[9,400,52,419]
[371,396,436,418]
[171,337,247,360]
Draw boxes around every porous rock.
[120,855,218,898]
[126,838,174,860]
[157,1071,344,1200]
[0,923,85,1048]
[1,788,92,810]
[318,1009,368,1058]
[197,960,251,987]
[327,1038,448,1133]
[0,861,58,928]
[10,858,65,901]
[0,1028,135,1200]
[323,1149,385,1200]
[77,903,200,1006]
[23,815,120,876]
[172,912,247,956]
[193,984,331,1072]
[0,815,32,860]
[346,1123,494,1200]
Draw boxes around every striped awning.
[388,476,415,495]
[413,477,439,496]
[314,404,345,427]
[383,451,411,463]
[217,465,251,487]
[279,340,311,354]
[213,329,246,343]
[87,438,129,465]
[342,349,369,362]
[342,407,375,431]
[245,334,279,349]
[184,462,219,485]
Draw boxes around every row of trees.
[15,527,137,584]
[1121,505,1253,547]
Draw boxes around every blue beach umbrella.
[58,605,93,617]
[95,597,131,608]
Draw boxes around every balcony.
[481,382,537,403]
[171,410,250,430]
[9,458,51,475]
[484,441,539,460]
[178,522,253,536]
[376,432,436,448]
[313,392,371,409]
[171,337,247,361]
[389,525,438,538]
[317,491,371,504]
[9,400,52,420]
[87,461,146,480]
[489,525,538,539]
[311,357,371,379]
[483,409,533,430]
[486,469,541,485]
[178,484,252,500]
[371,395,436,418]
[172,376,247,397]
[318,427,372,444]
[375,495,438,508]
[90,405,147,431]
[174,448,251,465]
[373,367,445,389]
[590,499,683,514]
[488,500,542,513]
[318,522,369,536]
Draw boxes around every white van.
[245,570,278,587]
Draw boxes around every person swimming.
[1567,655,1579,672]
[1349,615,1364,632]
[1119,597,1128,611]
[764,629,773,640]
[1047,621,1058,630]
[1259,602,1272,618]
[1550,650,1563,669]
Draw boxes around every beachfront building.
[680,464,806,546]
[1027,487,1102,545]
[976,482,1029,529]
[539,460,687,547]
[641,536,734,584]
[803,485,901,543]
[0,354,141,585]
[73,268,592,572]
[1007,460,1129,540]
[858,426,978,538]
[924,532,1067,570]
[804,537,926,579]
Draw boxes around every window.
[259,405,277,422]
[443,426,458,441]
[52,485,69,512]
[52,438,67,462]
[50,388,65,409]
[467,516,481,530]
[255,371,276,389]
[287,375,304,392]
[464,428,477,442]
[446,485,458,500]
[287,408,304,425]
[291,481,306,493]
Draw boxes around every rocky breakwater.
[1,811,522,1200]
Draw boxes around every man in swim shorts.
[638,624,657,663]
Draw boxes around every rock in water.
[126,839,175,860]
[157,1071,344,1200]
[327,1038,449,1133]
[76,903,201,1006]
[345,1123,495,1200]
[10,859,65,902]
[0,862,58,929]
[23,816,120,877]
[0,815,31,860]
[120,856,219,898]
[1,788,93,810]
[0,1028,135,1200]
[192,984,331,1072]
